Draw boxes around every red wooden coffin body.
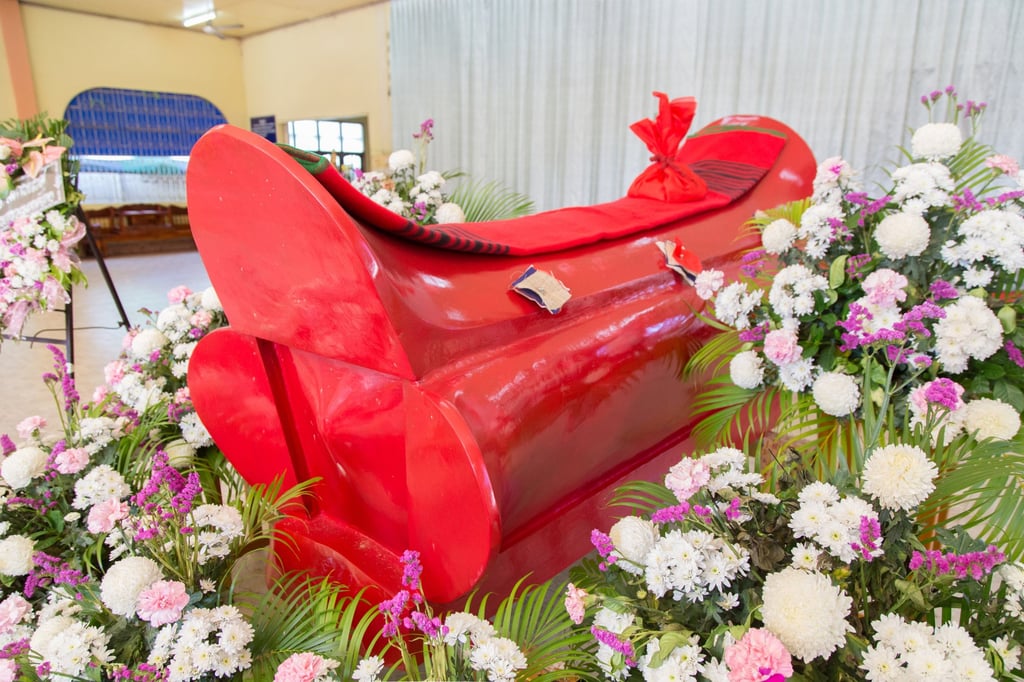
[185,112,815,605]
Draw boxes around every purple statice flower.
[924,377,963,411]
[987,189,1024,207]
[0,433,15,455]
[590,529,617,571]
[188,328,204,339]
[910,545,1005,579]
[740,250,767,278]
[844,253,873,279]
[929,280,959,300]
[591,626,637,667]
[24,552,90,598]
[45,345,79,411]
[893,301,945,338]
[400,549,423,591]
[724,498,743,521]
[738,322,768,343]
[651,503,691,524]
[850,516,882,561]
[377,589,411,638]
[412,201,429,223]
[692,504,713,519]
[405,610,445,639]
[412,118,435,141]
[1005,340,1024,368]
[111,664,169,681]
[36,662,52,678]
[952,188,985,213]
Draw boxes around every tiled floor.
[1,250,210,438]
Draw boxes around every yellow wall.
[241,3,392,169]
[19,5,247,127]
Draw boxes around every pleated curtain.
[390,0,1023,211]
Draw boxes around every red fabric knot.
[628,92,708,203]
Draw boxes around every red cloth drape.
[627,92,708,203]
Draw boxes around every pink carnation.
[104,359,126,385]
[136,580,190,627]
[862,269,908,308]
[725,628,794,682]
[274,652,338,682]
[0,659,18,682]
[0,594,31,634]
[189,310,213,328]
[564,582,588,625]
[15,415,46,440]
[763,329,802,366]
[986,154,1020,175]
[167,285,193,304]
[665,457,711,501]
[54,447,90,475]
[87,497,129,533]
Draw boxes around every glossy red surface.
[186,116,815,604]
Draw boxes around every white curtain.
[390,0,1023,211]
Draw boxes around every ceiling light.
[183,9,217,27]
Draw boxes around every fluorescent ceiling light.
[183,9,217,27]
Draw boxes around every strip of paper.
[510,266,571,314]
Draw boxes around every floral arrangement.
[352,119,468,224]
[684,88,1024,552]
[567,439,1024,681]
[1,116,88,339]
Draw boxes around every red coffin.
[185,108,815,605]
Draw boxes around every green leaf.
[994,382,1024,412]
[894,579,928,610]
[829,255,849,289]
[447,177,535,222]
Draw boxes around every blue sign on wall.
[251,115,277,143]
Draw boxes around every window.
[287,118,367,172]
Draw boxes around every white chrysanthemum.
[934,296,1003,373]
[100,556,164,616]
[387,149,416,170]
[72,464,130,510]
[911,122,963,159]
[130,328,169,359]
[639,635,705,682]
[811,371,861,416]
[761,218,798,255]
[352,655,385,682]
[941,209,1024,273]
[990,636,1021,672]
[875,212,930,259]
[694,269,725,301]
[0,445,49,490]
[769,264,828,320]
[434,202,465,224]
[761,567,853,662]
[963,398,1021,441]
[777,358,817,392]
[609,516,659,575]
[797,202,846,259]
[200,286,221,311]
[812,156,859,203]
[861,444,937,511]
[791,543,820,571]
[179,411,214,448]
[729,350,765,390]
[443,611,494,646]
[469,635,528,682]
[0,534,36,575]
[713,282,763,329]
[891,162,955,213]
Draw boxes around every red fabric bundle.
[627,92,708,203]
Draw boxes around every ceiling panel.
[19,0,383,38]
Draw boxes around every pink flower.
[274,652,339,682]
[0,594,31,634]
[189,310,212,328]
[862,269,908,308]
[167,285,193,304]
[986,154,1020,175]
[41,277,68,308]
[763,329,802,366]
[54,447,90,474]
[87,497,129,533]
[725,628,794,682]
[136,580,190,627]
[0,659,18,682]
[665,457,711,501]
[15,415,46,440]
[104,359,126,385]
[564,582,588,624]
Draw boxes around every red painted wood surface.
[185,115,815,605]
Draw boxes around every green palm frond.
[242,572,381,679]
[447,178,535,222]
[683,320,743,378]
[483,577,597,681]
[922,439,1024,559]
[608,480,677,517]
[741,198,811,235]
[688,375,781,450]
